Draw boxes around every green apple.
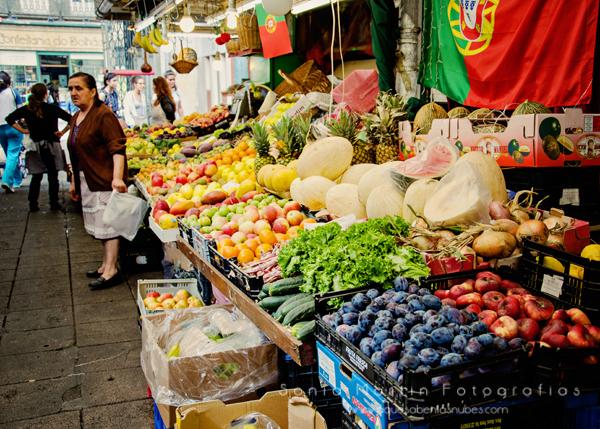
[199,216,211,227]
[218,206,230,216]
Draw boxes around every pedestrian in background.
[150,77,176,125]
[5,83,71,211]
[67,72,128,290]
[164,70,184,118]
[0,71,24,193]
[122,76,147,127]
[99,72,120,117]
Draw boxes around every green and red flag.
[420,0,599,108]
[256,4,293,59]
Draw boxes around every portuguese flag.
[420,0,599,108]
[256,4,293,59]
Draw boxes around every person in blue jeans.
[0,71,24,193]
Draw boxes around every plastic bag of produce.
[332,69,379,114]
[423,161,491,226]
[228,412,281,429]
[102,191,148,241]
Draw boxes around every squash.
[326,184,366,219]
[357,161,401,205]
[454,151,508,202]
[366,183,405,219]
[290,176,336,211]
[402,178,439,223]
[296,136,354,180]
[341,163,377,185]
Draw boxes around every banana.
[149,28,161,47]
[141,35,157,54]
[155,27,169,46]
[133,31,142,48]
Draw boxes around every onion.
[489,201,511,220]
[473,230,517,258]
[491,219,519,236]
[460,246,477,258]
[516,219,549,244]
[546,233,565,250]
[511,209,530,224]
[412,235,436,251]
[543,216,570,231]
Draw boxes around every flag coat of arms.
[256,5,293,59]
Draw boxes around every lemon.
[543,256,565,273]
[581,244,600,261]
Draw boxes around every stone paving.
[0,183,160,428]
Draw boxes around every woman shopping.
[150,76,176,125]
[5,83,71,211]
[67,72,128,290]
[123,76,148,127]
[0,71,24,193]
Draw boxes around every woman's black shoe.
[86,269,102,278]
[89,273,122,290]
[29,205,40,212]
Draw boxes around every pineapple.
[364,92,408,164]
[251,122,275,175]
[272,116,305,165]
[327,110,374,164]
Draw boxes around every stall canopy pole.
[368,0,398,92]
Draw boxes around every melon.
[296,136,353,180]
[341,163,377,185]
[326,184,366,219]
[513,100,551,116]
[366,183,405,219]
[454,151,508,202]
[414,102,448,134]
[290,176,336,211]
[468,108,495,121]
[357,161,401,205]
[402,178,439,223]
[448,107,470,119]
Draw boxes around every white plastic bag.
[102,191,148,241]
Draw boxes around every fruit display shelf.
[177,238,315,366]
[134,178,152,202]
[207,242,264,299]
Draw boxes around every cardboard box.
[156,402,177,429]
[537,208,590,255]
[141,306,278,406]
[176,390,328,429]
[401,108,600,168]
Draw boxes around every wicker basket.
[170,42,198,74]
[226,39,241,55]
[274,60,331,96]
[238,13,262,51]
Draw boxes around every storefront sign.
[0,24,103,52]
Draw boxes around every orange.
[238,141,249,151]
[287,226,300,239]
[216,160,223,166]
[218,237,235,247]
[235,243,249,252]
[221,246,239,259]
[300,218,317,229]
[275,233,287,242]
[237,248,255,264]
[255,243,273,258]
[258,229,277,245]
[245,238,260,252]
[222,156,232,165]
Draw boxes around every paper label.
[541,274,563,298]
[317,348,336,388]
[559,188,580,206]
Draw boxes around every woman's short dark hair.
[103,72,117,87]
[69,72,102,106]
[131,76,144,86]
[0,71,11,93]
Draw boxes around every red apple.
[441,298,457,308]
[221,222,239,236]
[476,271,502,283]
[448,282,474,300]
[551,309,570,321]
[507,288,529,296]
[146,291,160,298]
[523,296,554,321]
[153,199,170,216]
[151,175,164,187]
[184,208,200,218]
[286,210,305,226]
[283,201,302,213]
[456,293,483,308]
[241,191,259,202]
[566,308,592,326]
[516,318,540,341]
[543,334,571,349]
[490,316,519,340]
[567,324,596,348]
[175,175,188,185]
[272,218,290,234]
[260,205,279,224]
[465,304,482,314]
[479,310,498,327]
[585,325,600,344]
[541,319,569,337]
[153,209,168,223]
[434,289,449,299]
[500,279,521,291]
[474,272,501,294]
[482,291,505,311]
[187,172,200,183]
[497,296,521,319]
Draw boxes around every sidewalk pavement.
[0,181,160,428]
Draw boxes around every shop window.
[0,65,37,96]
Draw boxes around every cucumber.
[258,294,298,312]
[291,320,316,341]
[282,300,315,326]
[264,276,303,295]
[269,282,301,297]
[276,294,313,322]
[257,290,268,300]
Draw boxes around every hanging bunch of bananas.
[133,26,169,54]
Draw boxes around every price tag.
[559,188,580,206]
[541,274,563,298]
[317,349,336,387]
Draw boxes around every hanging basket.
[169,43,198,74]
[238,13,262,51]
[226,39,241,54]
[274,60,331,96]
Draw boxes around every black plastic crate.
[208,243,263,298]
[176,218,193,247]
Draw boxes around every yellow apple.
[174,300,188,309]
[162,298,175,309]
[174,289,191,302]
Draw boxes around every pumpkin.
[357,161,401,205]
[296,136,354,180]
[402,178,439,223]
[454,151,508,202]
[326,184,366,219]
[414,102,448,134]
[341,163,377,185]
[366,183,405,219]
[290,176,336,211]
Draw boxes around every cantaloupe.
[454,151,508,202]
[326,184,366,218]
[402,178,439,223]
[341,163,377,185]
[357,161,401,205]
[366,183,405,219]
[290,176,336,211]
[296,136,353,180]
[414,102,448,134]
[448,107,470,119]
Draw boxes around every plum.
[399,354,420,370]
[418,287,432,296]
[410,324,432,335]
[426,315,448,330]
[336,324,351,337]
[375,317,395,331]
[415,365,431,373]
[345,326,363,345]
[458,325,474,339]
[406,294,420,302]
[412,310,425,324]
[403,313,418,327]
[418,348,441,366]
[461,310,479,324]
[398,303,409,311]
[447,323,460,335]
[358,311,376,331]
[386,360,403,380]
[371,351,385,368]
[508,337,527,349]
[423,309,438,321]
[382,290,396,300]
[464,338,483,359]
[493,336,508,352]
[382,343,403,363]
[432,375,452,388]
[440,353,463,367]
[392,323,408,341]
[403,341,420,356]
[393,306,409,319]
[340,302,356,314]
[386,302,399,313]
[381,338,400,349]
[422,295,442,310]
[377,310,394,319]
[393,276,409,292]
[408,284,420,294]
[392,291,408,304]
[440,307,463,325]
[322,314,334,327]
[436,347,449,355]
[409,300,426,312]
[342,312,359,326]
[373,329,392,346]
[451,335,468,353]
[410,332,433,349]
[359,337,375,356]
[351,293,371,311]
[471,321,488,336]
[368,325,378,337]
[477,333,494,348]
[366,289,380,299]
[431,327,453,346]
[371,296,387,310]
[364,305,378,315]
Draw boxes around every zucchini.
[291,320,316,341]
[257,290,268,300]
[264,276,303,295]
[273,294,311,321]
[258,294,298,312]
[282,300,315,326]
[269,283,301,297]
[276,294,313,322]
